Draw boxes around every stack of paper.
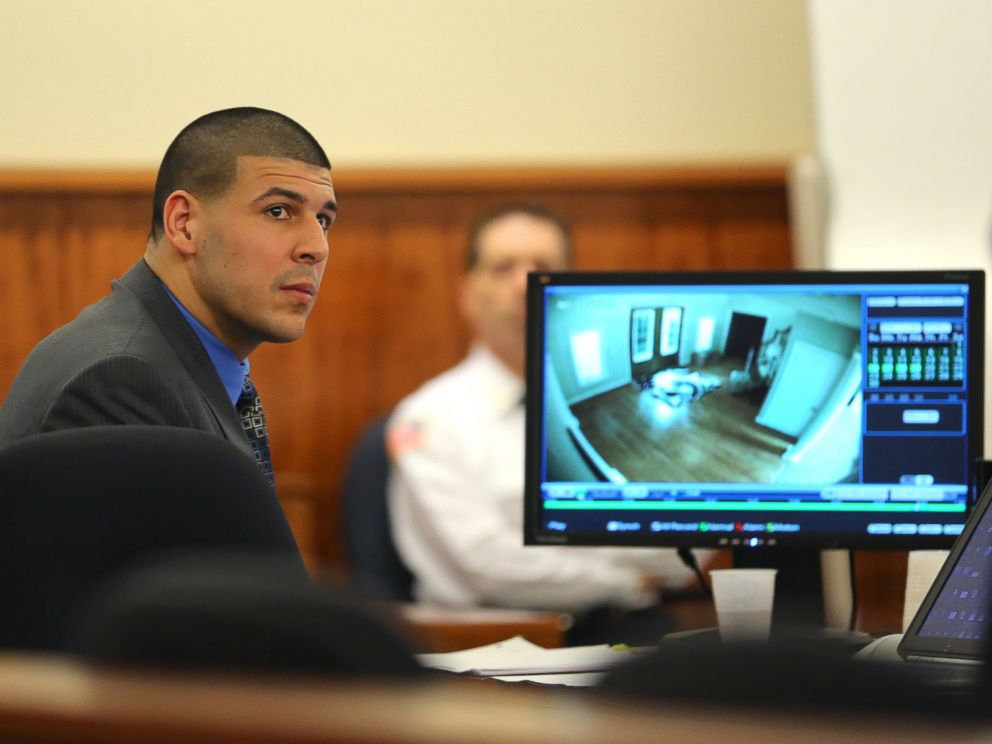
[417,636,636,686]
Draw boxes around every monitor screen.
[524,270,985,550]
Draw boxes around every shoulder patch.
[386,420,426,457]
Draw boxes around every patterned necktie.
[237,374,276,489]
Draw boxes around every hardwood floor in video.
[570,361,793,482]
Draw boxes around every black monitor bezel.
[524,268,985,550]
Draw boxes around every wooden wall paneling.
[852,549,909,635]
[574,222,659,271]
[1,166,799,575]
[377,221,470,395]
[709,187,794,270]
[0,194,146,376]
[0,197,74,358]
[0,165,917,632]
[652,220,714,271]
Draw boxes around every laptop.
[890,476,992,682]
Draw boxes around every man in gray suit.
[0,108,337,485]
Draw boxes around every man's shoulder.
[387,347,526,461]
[395,356,479,413]
[0,273,191,433]
[30,282,165,365]
[387,356,482,453]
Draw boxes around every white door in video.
[756,339,847,438]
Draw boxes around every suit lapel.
[115,260,247,446]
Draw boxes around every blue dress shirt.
[160,283,246,407]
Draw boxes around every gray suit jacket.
[0,259,251,457]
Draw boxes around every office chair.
[0,425,304,651]
[341,416,415,601]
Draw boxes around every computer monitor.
[524,270,985,552]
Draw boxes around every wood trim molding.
[0,162,789,195]
[0,169,155,193]
[331,162,790,192]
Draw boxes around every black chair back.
[341,417,415,600]
[73,551,425,679]
[0,425,303,651]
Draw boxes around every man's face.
[462,213,569,354]
[189,156,337,358]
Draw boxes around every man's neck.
[144,249,255,360]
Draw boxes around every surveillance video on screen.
[545,291,871,486]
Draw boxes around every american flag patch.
[387,420,426,456]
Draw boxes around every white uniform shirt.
[387,345,699,613]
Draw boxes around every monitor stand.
[732,546,825,631]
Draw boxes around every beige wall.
[0,0,813,167]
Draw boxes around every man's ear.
[161,190,200,256]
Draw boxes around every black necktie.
[237,374,276,489]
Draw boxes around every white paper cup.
[709,568,777,641]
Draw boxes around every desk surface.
[0,653,988,744]
[390,595,716,652]
[395,603,566,651]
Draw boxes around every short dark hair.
[465,203,573,271]
[150,107,331,241]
